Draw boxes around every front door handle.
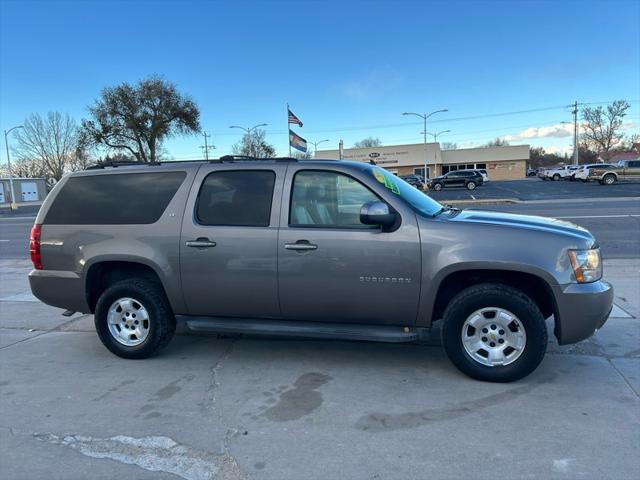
[186,237,217,248]
[284,240,318,251]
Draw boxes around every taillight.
[30,224,42,270]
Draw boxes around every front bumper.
[552,280,613,345]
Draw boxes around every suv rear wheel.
[95,278,176,359]
[466,181,477,190]
[441,283,547,382]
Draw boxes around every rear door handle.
[284,241,318,251]
[186,238,217,248]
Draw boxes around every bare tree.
[353,137,382,148]
[231,129,275,158]
[441,142,458,150]
[82,76,201,162]
[581,100,630,159]
[13,112,81,183]
[484,137,510,147]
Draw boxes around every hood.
[449,209,595,244]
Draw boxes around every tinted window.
[290,171,380,227]
[45,172,186,225]
[628,161,640,168]
[196,170,275,226]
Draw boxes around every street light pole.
[402,109,447,182]
[309,139,329,157]
[229,123,269,157]
[425,130,452,166]
[3,125,24,211]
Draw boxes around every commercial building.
[316,142,529,181]
[0,177,48,205]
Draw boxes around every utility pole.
[339,140,344,160]
[200,132,215,161]
[571,101,579,166]
[4,125,24,211]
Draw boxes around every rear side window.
[45,172,186,225]
[196,170,275,226]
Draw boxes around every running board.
[179,316,420,343]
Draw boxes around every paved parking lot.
[429,177,640,202]
[1,184,639,479]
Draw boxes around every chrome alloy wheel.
[461,307,527,367]
[107,297,150,346]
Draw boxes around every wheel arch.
[429,267,557,326]
[85,259,172,313]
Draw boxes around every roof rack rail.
[86,160,160,170]
[213,155,299,163]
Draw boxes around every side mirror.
[360,201,397,228]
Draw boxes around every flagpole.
[287,103,291,157]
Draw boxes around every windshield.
[368,166,442,217]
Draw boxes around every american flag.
[288,108,303,127]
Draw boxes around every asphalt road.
[3,197,638,260]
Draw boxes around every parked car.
[29,157,613,382]
[573,163,616,182]
[474,169,490,182]
[526,168,537,177]
[428,170,484,191]
[589,159,640,185]
[543,165,573,181]
[399,174,425,190]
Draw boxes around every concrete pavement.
[1,258,638,479]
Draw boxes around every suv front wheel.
[441,283,547,382]
[94,278,176,359]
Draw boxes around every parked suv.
[29,157,613,382]
[589,160,640,185]
[399,174,425,190]
[428,170,483,191]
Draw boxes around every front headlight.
[568,248,602,283]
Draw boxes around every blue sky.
[1,0,639,160]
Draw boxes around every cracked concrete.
[1,259,639,479]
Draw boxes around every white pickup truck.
[543,165,578,181]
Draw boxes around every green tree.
[82,76,200,162]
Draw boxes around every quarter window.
[290,171,380,227]
[196,170,275,226]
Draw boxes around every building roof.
[606,151,640,163]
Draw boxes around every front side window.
[196,170,275,226]
[290,171,380,227]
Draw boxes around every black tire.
[441,283,547,382]
[603,173,616,185]
[94,278,176,359]
[552,173,561,181]
[466,181,477,190]
[432,182,443,191]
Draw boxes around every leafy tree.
[13,112,85,183]
[484,137,510,147]
[581,100,630,159]
[353,137,382,148]
[82,76,200,162]
[231,128,275,158]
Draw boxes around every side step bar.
[178,316,421,343]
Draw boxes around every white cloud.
[338,66,403,100]
[542,144,573,156]
[501,123,573,142]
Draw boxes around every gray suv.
[29,157,613,382]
